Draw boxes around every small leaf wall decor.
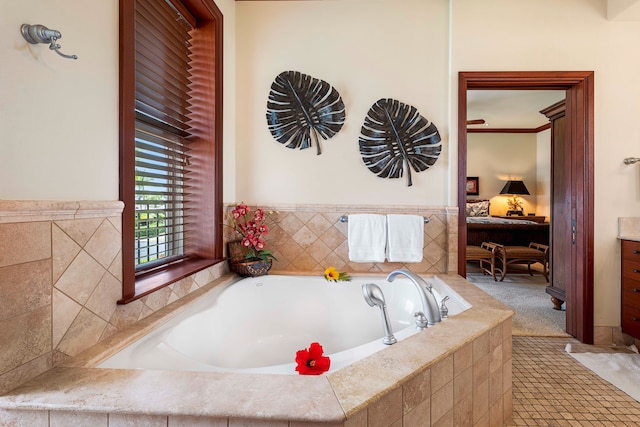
[266,71,346,155]
[359,98,442,187]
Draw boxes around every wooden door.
[542,101,570,313]
[457,71,594,343]
[564,83,594,342]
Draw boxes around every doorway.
[457,71,594,344]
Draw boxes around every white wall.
[0,0,118,200]
[235,0,450,205]
[452,0,640,326]
[467,133,538,216]
[0,0,237,202]
[4,0,640,330]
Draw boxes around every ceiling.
[467,90,566,130]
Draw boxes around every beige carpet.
[466,265,570,337]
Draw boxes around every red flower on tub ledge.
[295,342,331,375]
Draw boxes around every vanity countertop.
[618,217,640,241]
[618,235,640,242]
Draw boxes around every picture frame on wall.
[466,177,479,196]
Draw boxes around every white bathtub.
[98,274,471,375]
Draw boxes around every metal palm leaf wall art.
[359,98,441,187]
[266,71,346,155]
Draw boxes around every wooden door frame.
[457,71,594,343]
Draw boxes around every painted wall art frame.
[466,177,479,196]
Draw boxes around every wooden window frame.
[119,0,224,304]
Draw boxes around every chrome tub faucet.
[386,269,442,327]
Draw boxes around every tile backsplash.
[224,203,458,275]
[0,201,457,394]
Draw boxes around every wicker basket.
[230,258,272,277]
[228,241,272,277]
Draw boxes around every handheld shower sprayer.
[362,283,397,345]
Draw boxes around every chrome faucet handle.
[413,311,428,330]
[440,296,450,318]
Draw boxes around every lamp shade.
[499,180,530,195]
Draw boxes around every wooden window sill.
[118,257,224,304]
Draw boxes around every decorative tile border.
[0,201,125,223]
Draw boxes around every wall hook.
[624,157,640,165]
[21,24,78,60]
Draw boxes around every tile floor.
[509,336,640,426]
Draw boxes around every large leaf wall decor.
[359,98,442,187]
[266,71,346,155]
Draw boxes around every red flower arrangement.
[295,342,331,375]
[228,203,276,263]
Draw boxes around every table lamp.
[500,180,530,215]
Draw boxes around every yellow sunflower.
[324,267,340,281]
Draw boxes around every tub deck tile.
[0,367,346,423]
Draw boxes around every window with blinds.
[134,0,193,270]
[120,0,222,303]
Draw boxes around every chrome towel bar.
[339,215,429,223]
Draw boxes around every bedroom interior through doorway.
[457,71,594,344]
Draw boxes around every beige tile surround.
[3,200,515,426]
[0,274,513,427]
[0,201,228,396]
[1,201,457,397]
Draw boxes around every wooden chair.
[492,242,549,282]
